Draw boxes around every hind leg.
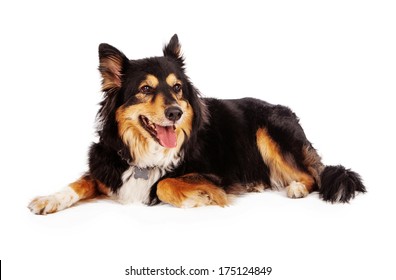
[157,173,228,208]
[256,128,316,199]
[28,175,107,215]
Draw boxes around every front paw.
[28,195,61,215]
[157,177,228,208]
[180,188,226,208]
[28,187,79,215]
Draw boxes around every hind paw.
[286,181,309,199]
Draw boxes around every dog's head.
[97,34,206,167]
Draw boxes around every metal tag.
[134,167,149,180]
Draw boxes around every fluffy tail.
[319,165,366,203]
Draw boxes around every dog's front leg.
[156,173,228,208]
[28,175,107,215]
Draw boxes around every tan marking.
[140,74,159,89]
[152,93,167,114]
[116,104,151,162]
[96,181,111,195]
[157,173,228,208]
[175,100,193,137]
[166,73,180,86]
[166,73,183,99]
[99,55,123,91]
[69,176,98,199]
[135,92,151,101]
[256,128,315,192]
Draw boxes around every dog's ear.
[98,43,128,92]
[163,34,184,66]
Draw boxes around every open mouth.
[139,116,177,148]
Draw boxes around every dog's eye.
[140,85,153,94]
[173,83,182,93]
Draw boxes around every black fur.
[320,165,366,203]
[88,142,128,193]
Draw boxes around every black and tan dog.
[28,34,366,214]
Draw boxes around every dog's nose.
[165,106,183,122]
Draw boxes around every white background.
[1,0,395,279]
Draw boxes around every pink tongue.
[155,125,177,148]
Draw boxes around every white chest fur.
[115,166,165,204]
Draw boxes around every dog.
[28,34,366,214]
